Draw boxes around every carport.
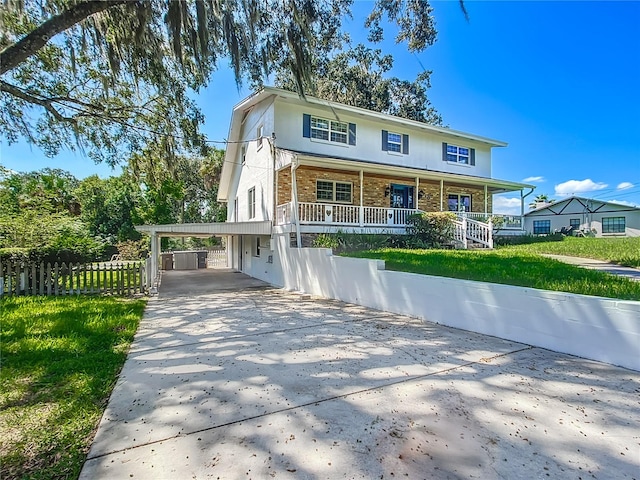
[136,221,272,291]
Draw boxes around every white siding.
[273,101,493,178]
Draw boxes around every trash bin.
[161,253,174,270]
[196,251,208,269]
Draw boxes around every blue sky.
[1,1,639,215]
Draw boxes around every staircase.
[453,216,493,249]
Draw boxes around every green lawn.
[0,295,146,480]
[501,236,640,267]
[346,247,640,301]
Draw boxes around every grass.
[0,295,146,480]
[499,236,640,267]
[346,248,640,301]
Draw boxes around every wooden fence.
[0,261,148,297]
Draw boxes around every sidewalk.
[542,254,640,281]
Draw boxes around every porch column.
[484,185,488,215]
[415,177,420,210]
[440,179,444,211]
[291,159,301,249]
[359,170,364,226]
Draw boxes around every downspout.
[291,157,302,249]
[359,170,364,226]
[521,187,535,217]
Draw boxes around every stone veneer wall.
[276,166,493,213]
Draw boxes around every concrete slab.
[81,286,640,479]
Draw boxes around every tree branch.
[1,80,74,123]
[0,0,128,75]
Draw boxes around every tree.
[1,0,445,167]
[275,44,442,125]
[529,194,555,210]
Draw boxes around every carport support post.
[149,231,160,294]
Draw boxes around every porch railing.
[454,216,493,248]
[277,202,421,227]
[458,212,523,230]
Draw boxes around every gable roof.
[525,196,640,216]
[219,87,510,202]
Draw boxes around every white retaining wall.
[278,240,640,371]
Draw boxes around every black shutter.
[348,123,356,146]
[382,130,388,151]
[470,148,476,166]
[442,142,448,161]
[402,134,409,155]
[303,114,311,138]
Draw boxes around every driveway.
[81,270,640,479]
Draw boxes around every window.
[569,218,580,229]
[382,130,409,154]
[254,237,261,257]
[248,187,256,219]
[442,143,475,165]
[303,114,356,145]
[533,220,551,235]
[316,180,352,203]
[602,216,625,233]
[447,194,471,212]
[256,125,263,150]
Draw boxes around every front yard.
[346,237,640,301]
[0,296,146,480]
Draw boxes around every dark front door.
[390,184,415,209]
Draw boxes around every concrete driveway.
[81,270,640,479]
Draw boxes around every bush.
[405,212,457,248]
[116,239,149,260]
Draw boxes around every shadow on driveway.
[158,268,271,297]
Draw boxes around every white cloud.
[493,196,522,216]
[554,179,608,197]
[609,199,640,208]
[522,176,545,183]
[617,182,634,190]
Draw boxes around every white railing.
[453,219,468,249]
[277,202,421,227]
[454,216,493,249]
[458,212,522,230]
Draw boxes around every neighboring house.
[524,196,640,237]
[138,87,534,285]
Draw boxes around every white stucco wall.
[273,237,639,371]
[273,101,494,178]
[524,211,640,237]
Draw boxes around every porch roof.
[135,221,272,238]
[286,149,534,194]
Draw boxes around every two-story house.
[139,87,533,286]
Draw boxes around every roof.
[218,87,511,201]
[135,221,272,237]
[524,196,640,216]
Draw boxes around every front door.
[390,184,415,209]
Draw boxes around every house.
[137,87,534,285]
[524,196,640,237]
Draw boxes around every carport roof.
[135,221,272,238]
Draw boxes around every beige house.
[524,196,640,237]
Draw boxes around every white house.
[524,196,640,237]
[138,87,534,285]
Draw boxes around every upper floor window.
[442,142,475,165]
[248,187,256,219]
[602,216,625,233]
[303,114,356,145]
[382,130,409,154]
[256,125,263,150]
[317,180,352,203]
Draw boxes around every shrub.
[405,212,457,248]
[494,233,564,246]
[116,239,149,260]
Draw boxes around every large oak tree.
[1,0,449,165]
